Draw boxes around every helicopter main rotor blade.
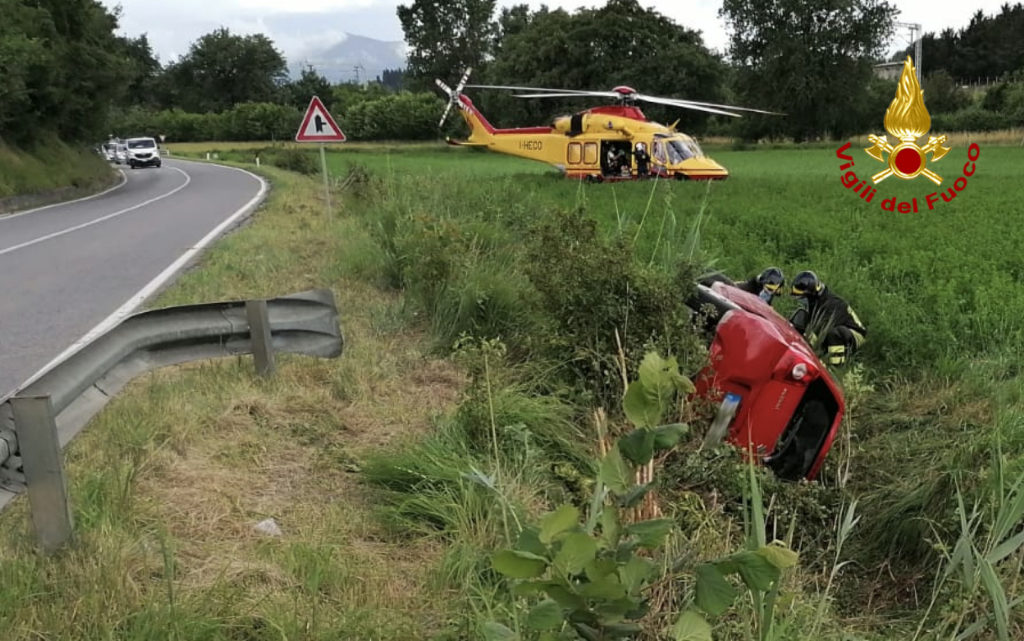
[633,94,743,118]
[465,83,599,95]
[513,91,622,99]
[642,95,783,116]
[460,81,782,117]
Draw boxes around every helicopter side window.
[584,142,599,165]
[652,140,667,164]
[567,142,582,165]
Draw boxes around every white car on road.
[124,137,162,169]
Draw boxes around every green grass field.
[319,143,1022,374]
[4,141,1019,640]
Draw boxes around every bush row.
[109,92,449,142]
[932,107,1022,131]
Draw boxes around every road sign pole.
[320,143,331,223]
[295,95,346,226]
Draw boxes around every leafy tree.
[377,68,405,91]
[922,70,970,114]
[116,34,162,108]
[285,65,333,110]
[166,28,288,113]
[0,0,130,144]
[332,82,389,115]
[893,4,1024,82]
[483,0,725,131]
[397,0,497,91]
[720,0,897,141]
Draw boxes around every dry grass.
[0,165,465,640]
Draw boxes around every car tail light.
[771,356,818,384]
[790,361,818,382]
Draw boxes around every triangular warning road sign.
[295,96,346,142]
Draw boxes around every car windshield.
[128,140,155,149]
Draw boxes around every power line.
[896,21,923,82]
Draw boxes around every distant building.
[873,62,904,81]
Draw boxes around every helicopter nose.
[676,157,729,180]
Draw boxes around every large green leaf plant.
[487,353,798,640]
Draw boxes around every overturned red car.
[687,281,845,480]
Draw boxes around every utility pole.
[896,21,923,82]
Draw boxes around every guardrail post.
[10,396,74,553]
[246,299,276,378]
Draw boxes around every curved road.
[0,159,265,399]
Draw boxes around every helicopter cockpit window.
[666,139,700,163]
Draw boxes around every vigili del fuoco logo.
[836,56,980,213]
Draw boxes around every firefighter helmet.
[791,270,823,297]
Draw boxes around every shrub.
[266,148,318,175]
[932,107,1012,131]
[345,92,445,140]
[523,208,705,405]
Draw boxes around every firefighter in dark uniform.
[634,142,651,177]
[736,267,786,304]
[789,271,866,366]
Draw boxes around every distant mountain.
[291,33,406,84]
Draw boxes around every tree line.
[0,0,132,147]
[3,0,1023,149]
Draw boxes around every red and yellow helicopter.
[436,69,778,182]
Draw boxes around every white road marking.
[0,167,191,257]
[15,161,268,391]
[0,169,128,221]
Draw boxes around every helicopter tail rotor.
[437,67,473,128]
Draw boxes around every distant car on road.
[112,144,128,165]
[124,137,162,169]
[687,281,845,481]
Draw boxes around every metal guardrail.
[0,288,343,551]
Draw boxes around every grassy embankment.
[1,141,1021,640]
[0,163,466,639]
[310,143,1024,639]
[0,139,116,213]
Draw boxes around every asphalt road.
[0,159,265,399]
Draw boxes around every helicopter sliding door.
[601,140,632,177]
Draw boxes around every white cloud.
[100,0,1014,67]
[235,0,380,11]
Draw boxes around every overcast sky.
[97,0,1009,65]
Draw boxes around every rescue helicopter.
[436,69,779,182]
